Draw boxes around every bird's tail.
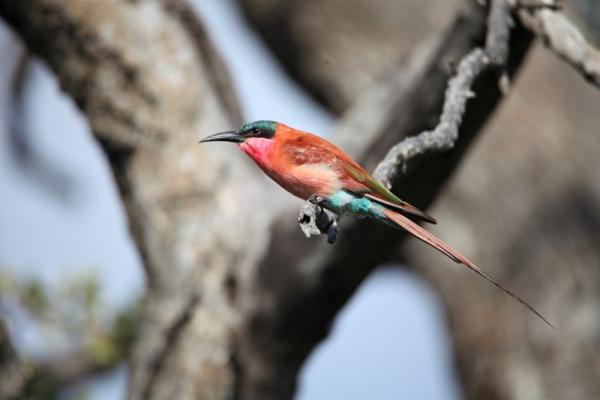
[380,208,554,329]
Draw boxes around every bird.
[200,120,553,328]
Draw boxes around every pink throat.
[240,137,274,168]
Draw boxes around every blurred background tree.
[0,0,599,399]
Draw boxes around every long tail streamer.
[382,209,554,329]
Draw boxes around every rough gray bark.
[238,0,462,112]
[0,0,533,398]
[0,1,271,399]
[3,0,599,399]
[0,0,505,398]
[518,5,600,89]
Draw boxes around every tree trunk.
[4,1,597,399]
[0,1,273,398]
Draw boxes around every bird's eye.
[252,128,260,135]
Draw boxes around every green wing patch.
[342,162,436,224]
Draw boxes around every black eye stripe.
[245,127,262,136]
[239,121,276,138]
[239,123,275,138]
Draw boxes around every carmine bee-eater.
[200,120,553,328]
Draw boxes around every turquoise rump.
[324,190,386,220]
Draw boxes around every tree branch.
[0,1,266,398]
[517,2,600,89]
[242,1,535,398]
[373,0,512,188]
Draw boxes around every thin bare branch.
[518,5,600,88]
[371,48,487,186]
[372,0,513,188]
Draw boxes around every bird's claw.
[308,194,326,209]
[325,217,338,244]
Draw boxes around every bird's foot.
[307,194,326,208]
[298,197,339,244]
[324,217,338,244]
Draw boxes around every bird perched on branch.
[200,120,553,328]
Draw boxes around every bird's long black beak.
[199,131,244,143]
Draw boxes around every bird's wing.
[340,161,436,224]
[283,133,436,223]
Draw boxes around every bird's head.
[199,120,277,144]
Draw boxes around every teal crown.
[239,120,277,135]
